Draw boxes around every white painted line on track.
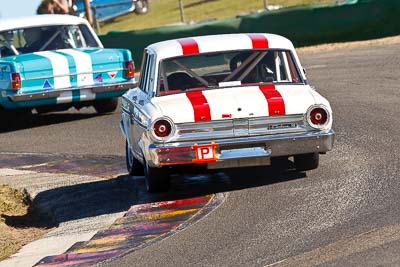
[0,168,36,176]
[18,163,53,169]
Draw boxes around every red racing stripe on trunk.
[178,38,199,55]
[247,33,269,49]
[259,85,286,116]
[186,91,211,122]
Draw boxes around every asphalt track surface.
[1,42,399,266]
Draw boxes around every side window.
[147,54,155,94]
[138,51,155,94]
[138,52,149,93]
[274,51,301,83]
[285,51,301,83]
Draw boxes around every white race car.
[120,33,335,192]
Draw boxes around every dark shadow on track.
[0,109,107,133]
[2,176,136,228]
[3,159,306,228]
[133,160,306,204]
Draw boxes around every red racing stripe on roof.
[259,85,286,116]
[186,91,211,122]
[247,33,269,49]
[178,38,199,55]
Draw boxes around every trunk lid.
[152,85,317,124]
[0,48,132,94]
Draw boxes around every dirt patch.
[298,35,400,54]
[0,185,50,261]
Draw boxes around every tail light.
[124,61,135,79]
[306,105,330,129]
[11,73,21,90]
[152,118,175,139]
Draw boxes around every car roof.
[0,15,90,31]
[147,33,296,60]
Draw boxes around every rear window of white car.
[157,49,303,95]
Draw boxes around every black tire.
[126,141,144,176]
[294,153,319,172]
[144,160,170,193]
[134,0,149,14]
[93,98,118,114]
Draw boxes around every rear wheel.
[294,153,319,171]
[126,141,144,175]
[93,98,118,114]
[134,0,149,14]
[144,160,170,193]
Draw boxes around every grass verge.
[0,185,50,261]
[100,0,333,33]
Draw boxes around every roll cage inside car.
[155,49,304,96]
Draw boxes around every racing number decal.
[198,147,213,159]
[192,143,218,163]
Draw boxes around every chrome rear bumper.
[8,81,136,102]
[146,129,335,168]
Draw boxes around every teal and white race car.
[0,14,135,118]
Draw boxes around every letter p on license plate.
[192,143,218,163]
